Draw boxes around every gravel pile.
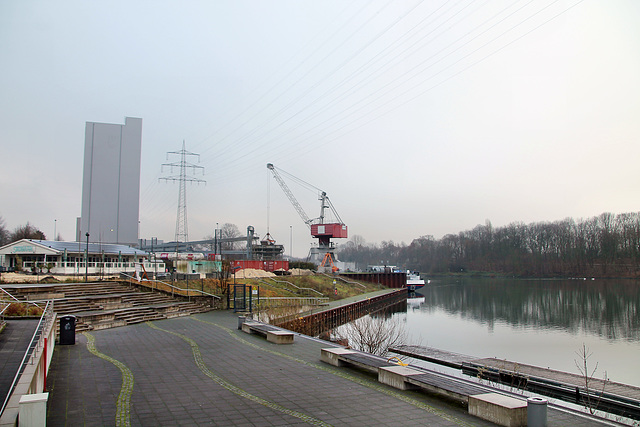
[234,268,276,278]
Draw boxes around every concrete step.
[13,280,212,333]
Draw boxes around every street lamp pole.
[85,232,90,283]
[215,222,219,257]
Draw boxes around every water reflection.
[407,292,425,311]
[417,278,640,341]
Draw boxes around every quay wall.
[275,288,407,337]
[339,272,407,288]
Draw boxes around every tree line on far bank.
[337,212,640,278]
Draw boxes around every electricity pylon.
[160,141,205,244]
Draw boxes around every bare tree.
[220,223,241,250]
[574,344,608,414]
[218,259,233,308]
[0,216,9,246]
[335,313,407,357]
[11,222,46,242]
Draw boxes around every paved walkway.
[45,311,616,426]
[0,319,38,407]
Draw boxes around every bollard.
[527,397,548,427]
[237,316,246,330]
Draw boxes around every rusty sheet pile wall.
[275,289,407,337]
[339,272,406,288]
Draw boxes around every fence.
[18,260,166,276]
[0,300,56,425]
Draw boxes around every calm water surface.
[396,277,640,387]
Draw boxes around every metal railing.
[0,287,46,318]
[0,286,22,303]
[261,277,325,296]
[256,297,330,308]
[319,272,366,288]
[0,300,54,417]
[120,273,221,302]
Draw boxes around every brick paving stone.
[43,310,618,426]
[0,319,39,404]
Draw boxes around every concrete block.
[19,393,48,427]
[378,365,422,390]
[266,330,294,344]
[468,393,527,427]
[320,347,356,366]
[237,316,246,330]
[241,322,262,334]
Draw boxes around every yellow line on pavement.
[83,332,133,427]
[146,322,332,427]
[192,316,475,427]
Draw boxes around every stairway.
[3,281,213,333]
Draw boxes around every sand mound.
[234,268,276,278]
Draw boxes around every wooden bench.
[378,365,488,405]
[241,321,294,344]
[321,347,394,374]
[323,348,528,426]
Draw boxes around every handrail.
[319,272,366,288]
[0,287,22,303]
[253,278,300,296]
[262,277,324,296]
[0,300,54,417]
[255,297,329,310]
[0,286,46,310]
[259,297,329,304]
[120,273,221,300]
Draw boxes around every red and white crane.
[267,163,347,270]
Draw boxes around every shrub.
[27,305,44,316]
[289,261,316,270]
[4,302,27,316]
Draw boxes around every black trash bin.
[60,315,77,345]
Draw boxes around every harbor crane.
[267,163,347,270]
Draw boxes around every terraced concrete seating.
[241,321,294,344]
[6,281,212,333]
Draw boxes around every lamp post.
[85,232,90,283]
[233,266,241,285]
[215,222,219,258]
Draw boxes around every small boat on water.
[406,270,426,291]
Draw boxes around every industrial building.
[78,117,143,246]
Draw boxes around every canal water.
[396,277,640,387]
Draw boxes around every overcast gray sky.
[1,0,639,257]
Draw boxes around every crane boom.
[267,162,348,270]
[267,163,312,227]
